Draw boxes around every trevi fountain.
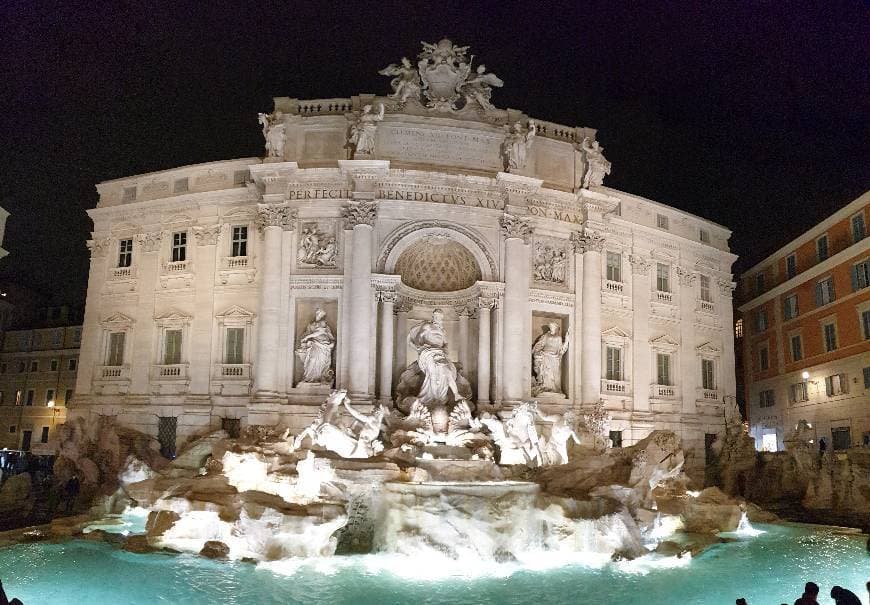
[0,40,865,604]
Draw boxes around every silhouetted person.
[830,586,861,605]
[736,599,748,605]
[64,475,80,514]
[0,579,23,605]
[794,581,819,605]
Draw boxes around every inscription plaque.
[378,126,502,170]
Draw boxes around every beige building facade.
[72,41,737,472]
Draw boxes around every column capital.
[478,296,498,310]
[675,266,698,287]
[717,277,735,298]
[570,229,605,254]
[628,254,652,275]
[500,212,531,242]
[377,289,398,304]
[256,202,297,232]
[343,200,378,228]
[192,224,221,246]
[86,237,112,258]
[136,230,164,253]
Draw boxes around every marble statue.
[292,390,386,458]
[349,103,384,157]
[460,64,503,110]
[531,323,570,396]
[297,225,337,268]
[533,243,568,284]
[480,402,544,466]
[378,57,422,104]
[417,39,472,111]
[537,409,580,464]
[258,111,286,158]
[295,308,335,384]
[502,121,536,171]
[408,309,463,407]
[580,137,611,188]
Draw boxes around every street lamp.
[47,400,58,431]
[801,371,810,381]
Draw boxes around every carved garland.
[628,254,652,275]
[86,237,113,258]
[192,225,222,246]
[136,231,164,253]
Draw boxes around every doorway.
[21,430,32,452]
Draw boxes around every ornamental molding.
[86,237,112,258]
[500,212,531,242]
[649,334,680,351]
[675,266,698,287]
[569,229,605,254]
[288,276,345,291]
[717,277,735,298]
[696,341,721,356]
[628,254,652,275]
[377,290,399,304]
[99,312,134,327]
[529,288,575,308]
[154,310,192,324]
[136,231,164,253]
[256,203,297,231]
[342,200,378,227]
[477,296,498,310]
[215,304,255,319]
[192,224,222,246]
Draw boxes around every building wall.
[740,191,870,450]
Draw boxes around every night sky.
[1,1,867,304]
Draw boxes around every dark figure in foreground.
[0,579,24,605]
[830,585,862,605]
[794,581,820,605]
[736,599,747,605]
[63,475,80,514]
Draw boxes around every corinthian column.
[501,213,531,402]
[377,290,396,403]
[343,200,377,398]
[254,203,296,398]
[629,254,652,412]
[573,229,605,404]
[477,297,495,404]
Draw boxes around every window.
[783,294,798,320]
[8,426,15,434]
[40,426,49,444]
[173,177,189,193]
[45,389,54,404]
[822,322,838,352]
[64,389,73,404]
[606,252,622,282]
[790,334,803,361]
[605,346,622,381]
[734,319,744,339]
[163,329,183,365]
[815,277,835,306]
[50,359,58,372]
[158,416,177,459]
[852,259,870,291]
[106,332,126,366]
[699,229,710,243]
[816,235,829,262]
[656,263,670,292]
[831,427,851,450]
[225,328,245,364]
[755,309,768,332]
[864,367,870,389]
[73,328,81,342]
[825,373,848,396]
[700,275,712,302]
[852,213,865,243]
[656,214,669,229]
[231,226,248,257]
[863,309,870,340]
[171,232,187,263]
[17,362,24,373]
[25,390,34,406]
[656,353,671,385]
[29,360,38,372]
[122,186,137,202]
[786,254,797,279]
[789,382,808,404]
[758,345,769,371]
[68,358,77,371]
[118,238,133,268]
[701,358,715,390]
[758,390,775,408]
[755,273,765,295]
[609,430,623,448]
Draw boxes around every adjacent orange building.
[738,191,870,451]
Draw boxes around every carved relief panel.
[296,220,340,271]
[531,236,570,290]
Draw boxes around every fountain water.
[733,511,764,537]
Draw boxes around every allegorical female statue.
[408,308,463,406]
[296,308,335,384]
[531,322,570,396]
[349,103,385,157]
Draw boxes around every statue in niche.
[533,243,568,284]
[297,224,337,268]
[291,390,386,458]
[378,57,422,104]
[408,308,464,408]
[538,409,581,465]
[502,120,537,172]
[296,308,336,385]
[258,111,286,158]
[459,64,503,111]
[580,137,611,188]
[349,103,385,157]
[531,322,570,396]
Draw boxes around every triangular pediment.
[154,309,192,322]
[696,341,721,355]
[101,312,134,326]
[602,326,631,339]
[216,304,255,319]
[650,334,680,350]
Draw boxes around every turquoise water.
[0,524,866,604]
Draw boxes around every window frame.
[821,320,838,352]
[656,263,670,293]
[816,234,829,262]
[785,253,797,279]
[790,333,803,361]
[783,293,799,320]
[758,344,770,371]
[656,214,669,230]
[170,231,188,263]
[701,358,716,390]
[118,238,133,268]
[816,276,835,307]
[605,251,622,283]
[851,211,865,243]
[231,225,249,258]
[699,274,712,302]
[605,346,622,381]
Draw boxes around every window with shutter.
[163,330,182,364]
[107,333,125,366]
[225,328,244,364]
[817,235,829,261]
[606,252,622,282]
[853,260,870,291]
[656,353,670,385]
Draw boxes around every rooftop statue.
[349,103,384,157]
[378,57,422,105]
[502,121,536,172]
[459,64,503,111]
[580,136,611,188]
[257,111,286,159]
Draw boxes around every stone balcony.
[603,280,625,295]
[163,260,191,274]
[699,388,720,401]
[215,363,251,379]
[601,378,629,395]
[650,383,679,399]
[96,365,131,381]
[654,290,674,304]
[219,256,256,285]
[110,266,135,281]
[696,299,716,314]
[152,363,189,380]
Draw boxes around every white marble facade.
[73,40,737,470]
